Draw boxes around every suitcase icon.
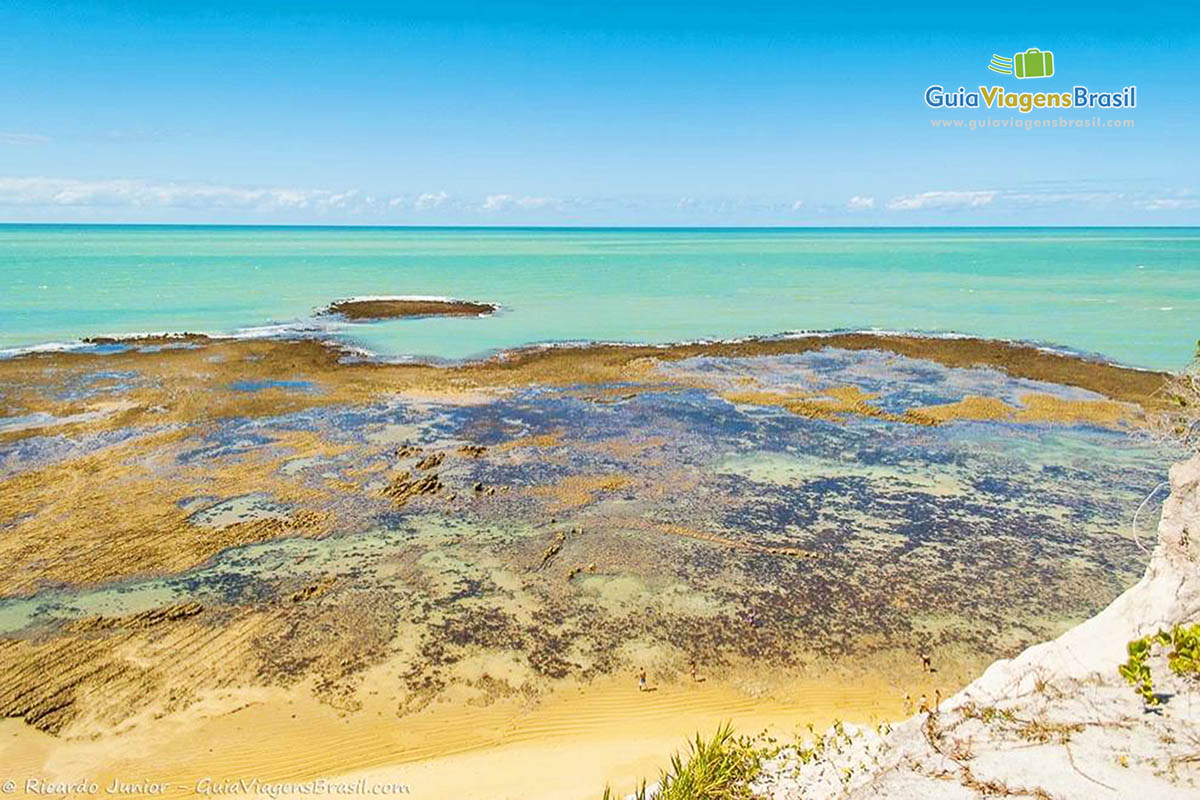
[1013,48,1054,79]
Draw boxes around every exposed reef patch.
[319,296,498,321]
[0,334,1172,740]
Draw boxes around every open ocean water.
[0,225,1196,369]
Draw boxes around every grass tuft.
[602,722,762,800]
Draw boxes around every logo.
[923,46,1136,114]
[989,48,1055,79]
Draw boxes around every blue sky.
[1,1,1197,225]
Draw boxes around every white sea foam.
[327,294,458,303]
[0,320,351,360]
[0,340,97,359]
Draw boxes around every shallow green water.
[1,225,1196,368]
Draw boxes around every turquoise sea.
[0,225,1196,369]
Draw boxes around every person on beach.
[920,652,933,672]
[918,694,929,714]
[638,669,647,692]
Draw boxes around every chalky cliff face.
[0,336,1167,736]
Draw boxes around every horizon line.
[2,222,1199,231]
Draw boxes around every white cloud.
[884,187,1147,212]
[414,191,449,210]
[676,196,697,209]
[1003,191,1122,205]
[0,132,49,145]
[846,195,875,211]
[1140,197,1200,210]
[791,200,804,211]
[1134,192,1199,211]
[887,190,997,211]
[482,194,557,212]
[0,177,374,212]
[482,194,514,211]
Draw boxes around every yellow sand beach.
[1,660,952,800]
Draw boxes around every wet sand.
[0,656,958,800]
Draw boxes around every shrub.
[1119,623,1200,705]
